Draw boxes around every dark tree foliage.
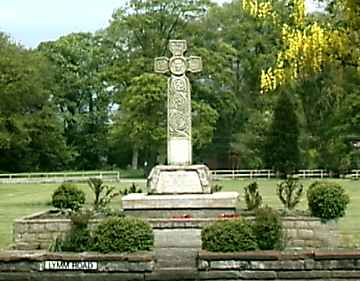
[0,33,72,172]
[38,33,111,170]
[1,0,359,172]
[264,90,300,177]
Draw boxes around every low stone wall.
[198,250,360,280]
[2,250,360,280]
[13,211,339,250]
[0,250,154,281]
[13,211,101,250]
[282,216,339,249]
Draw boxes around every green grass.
[0,181,145,250]
[0,179,359,250]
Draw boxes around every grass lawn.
[0,178,359,250]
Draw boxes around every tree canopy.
[0,0,359,173]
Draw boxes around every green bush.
[307,181,350,220]
[120,183,142,195]
[244,182,262,210]
[92,217,154,253]
[51,183,85,211]
[50,209,92,252]
[277,178,303,210]
[88,178,119,211]
[211,184,223,193]
[201,219,257,252]
[61,226,92,252]
[253,206,284,250]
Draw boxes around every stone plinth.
[122,192,239,218]
[147,164,211,194]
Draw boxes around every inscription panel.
[43,260,98,271]
[157,170,202,193]
[168,138,191,165]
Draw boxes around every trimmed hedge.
[201,219,257,252]
[51,183,85,211]
[92,217,154,253]
[307,181,350,220]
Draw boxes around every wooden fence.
[296,169,329,178]
[212,169,275,180]
[211,169,360,180]
[0,169,359,184]
[349,170,360,179]
[0,171,120,184]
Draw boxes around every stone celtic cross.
[154,40,202,166]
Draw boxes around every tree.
[110,73,218,169]
[241,0,359,172]
[187,0,285,168]
[264,89,300,176]
[240,0,360,93]
[104,0,217,168]
[39,32,112,169]
[0,33,72,172]
[104,0,211,87]
[110,74,167,169]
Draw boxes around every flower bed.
[13,211,339,250]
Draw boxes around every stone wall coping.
[147,218,238,225]
[17,210,319,223]
[0,251,154,262]
[313,251,360,260]
[16,210,52,221]
[148,218,216,223]
[281,216,319,221]
[199,250,360,261]
[16,212,244,227]
[241,213,319,221]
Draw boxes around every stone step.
[146,267,198,281]
[154,228,201,248]
[155,248,198,269]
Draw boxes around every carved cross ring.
[169,57,187,76]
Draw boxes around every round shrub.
[307,181,350,220]
[92,217,154,253]
[253,206,284,250]
[201,219,257,252]
[52,183,86,211]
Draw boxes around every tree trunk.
[132,146,139,170]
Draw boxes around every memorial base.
[146,164,212,194]
[122,192,239,218]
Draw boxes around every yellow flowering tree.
[242,0,360,93]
